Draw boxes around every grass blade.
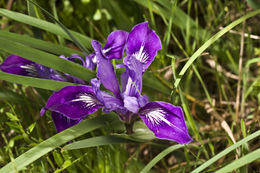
[215,148,260,173]
[27,0,90,55]
[0,30,83,56]
[0,72,77,91]
[191,130,260,173]
[64,135,133,150]
[0,114,118,173]
[134,0,209,41]
[140,144,184,173]
[174,9,260,88]
[0,8,92,50]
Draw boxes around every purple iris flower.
[40,30,129,132]
[41,22,192,144]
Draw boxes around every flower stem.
[125,123,133,134]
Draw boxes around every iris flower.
[40,22,192,144]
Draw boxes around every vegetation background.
[0,0,259,172]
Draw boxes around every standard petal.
[123,95,139,113]
[126,22,161,71]
[120,58,143,97]
[91,78,124,113]
[139,101,192,144]
[41,86,103,119]
[0,55,39,77]
[92,40,121,99]
[103,30,128,60]
[51,112,81,132]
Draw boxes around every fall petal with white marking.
[139,101,192,144]
[0,55,41,77]
[41,86,103,119]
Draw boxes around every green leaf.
[215,148,260,173]
[27,0,90,54]
[140,144,184,173]
[143,72,171,95]
[0,8,92,50]
[0,30,83,57]
[0,37,95,81]
[191,130,260,173]
[0,72,78,91]
[0,114,118,173]
[0,88,25,103]
[174,9,260,88]
[133,0,209,40]
[102,0,132,30]
[64,135,133,150]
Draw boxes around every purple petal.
[103,30,128,60]
[92,40,121,99]
[0,55,40,77]
[41,86,103,119]
[91,78,124,113]
[139,101,192,144]
[123,95,139,113]
[51,112,81,132]
[60,54,86,67]
[126,22,161,71]
[120,58,143,97]
[85,53,96,70]
[138,95,149,108]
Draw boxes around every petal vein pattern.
[20,64,38,77]
[133,44,149,63]
[71,93,100,109]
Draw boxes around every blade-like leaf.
[0,30,83,57]
[0,114,118,173]
[64,135,133,150]
[0,37,95,81]
[134,0,209,40]
[215,148,260,173]
[191,130,260,173]
[140,144,184,173]
[27,0,90,54]
[174,9,260,88]
[0,72,77,91]
[0,8,92,50]
[143,72,171,95]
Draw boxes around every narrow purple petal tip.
[40,107,46,116]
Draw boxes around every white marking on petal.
[145,109,173,127]
[133,45,149,63]
[20,64,38,77]
[102,48,111,54]
[92,55,97,63]
[71,93,99,109]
